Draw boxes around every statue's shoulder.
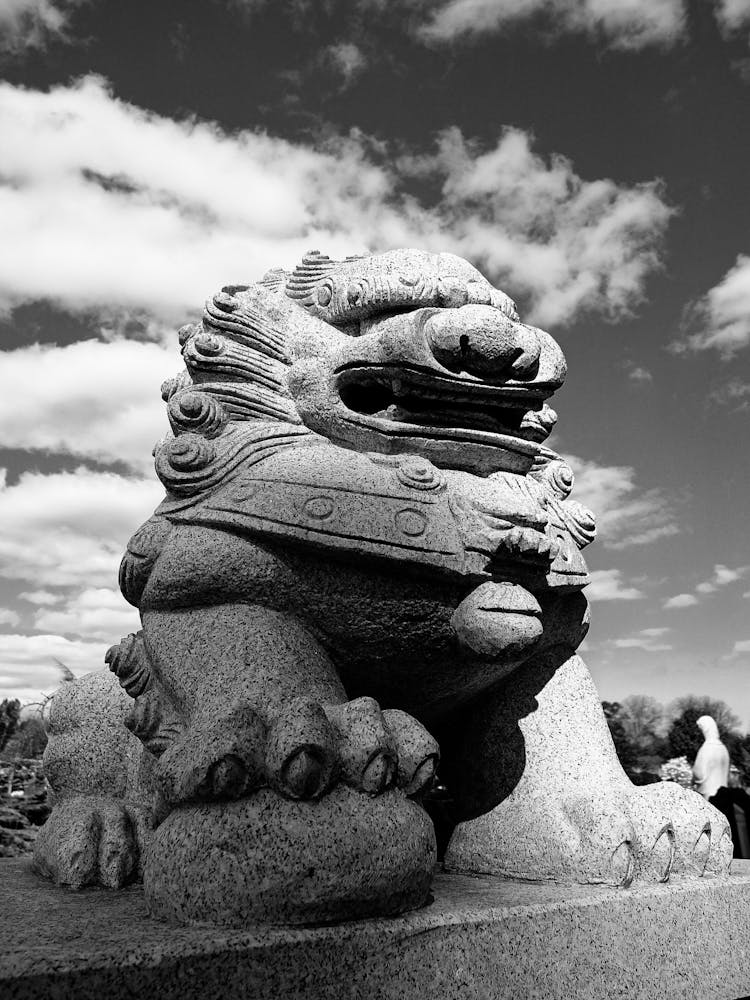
[166,442,470,572]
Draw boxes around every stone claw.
[382,707,440,797]
[153,694,438,807]
[636,783,733,879]
[705,823,733,876]
[280,748,329,799]
[154,703,267,804]
[610,840,635,888]
[326,697,439,798]
[691,823,712,876]
[326,697,398,794]
[197,755,252,800]
[639,824,676,883]
[265,697,338,800]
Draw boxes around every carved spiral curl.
[161,370,192,402]
[537,459,574,499]
[396,456,446,493]
[191,331,224,357]
[183,331,290,396]
[154,433,218,496]
[561,500,597,549]
[178,323,200,346]
[203,290,289,362]
[168,390,227,439]
[164,433,215,471]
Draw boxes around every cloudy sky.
[0,0,749,723]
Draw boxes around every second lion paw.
[154,696,439,805]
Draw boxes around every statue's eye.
[317,283,332,307]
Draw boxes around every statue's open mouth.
[335,365,557,448]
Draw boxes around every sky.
[0,0,749,724]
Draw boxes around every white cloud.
[603,628,673,653]
[663,593,699,609]
[695,563,748,594]
[726,638,750,658]
[0,608,21,628]
[676,255,750,357]
[627,364,653,383]
[0,467,162,588]
[0,339,174,472]
[709,377,750,410]
[33,586,140,642]
[611,635,673,652]
[417,0,686,50]
[566,455,678,549]
[412,127,673,327]
[604,628,673,653]
[0,0,83,52]
[0,632,105,703]
[0,76,672,329]
[587,568,645,601]
[325,42,367,85]
[715,0,750,36]
[18,590,61,605]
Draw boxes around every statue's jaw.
[289,300,564,477]
[336,364,555,439]
[327,363,552,475]
[333,420,541,476]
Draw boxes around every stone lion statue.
[33,249,731,925]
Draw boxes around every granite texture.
[32,671,155,889]
[4,857,750,1000]
[443,653,732,884]
[144,787,436,925]
[34,247,732,925]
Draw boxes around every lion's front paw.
[446,779,732,886]
[635,781,732,879]
[154,696,438,805]
[32,795,154,889]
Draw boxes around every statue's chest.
[172,445,465,574]
[165,444,589,590]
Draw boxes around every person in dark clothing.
[709,785,750,859]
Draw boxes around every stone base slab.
[3,858,750,999]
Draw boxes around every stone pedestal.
[3,858,750,999]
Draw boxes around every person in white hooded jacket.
[692,715,730,799]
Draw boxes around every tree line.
[602,694,750,785]
[0,699,48,760]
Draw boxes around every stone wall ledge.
[3,858,750,999]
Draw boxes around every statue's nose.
[423,305,541,379]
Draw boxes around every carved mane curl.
[154,280,311,506]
